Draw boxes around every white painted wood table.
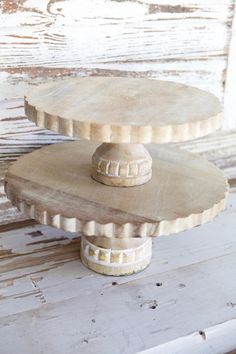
[0,189,236,354]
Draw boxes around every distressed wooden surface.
[0,192,236,354]
[0,0,234,99]
[224,3,236,130]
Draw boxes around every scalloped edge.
[5,178,229,238]
[24,98,223,144]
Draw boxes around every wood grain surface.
[24,77,223,143]
[0,0,234,98]
[5,141,228,237]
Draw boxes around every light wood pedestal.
[5,77,228,275]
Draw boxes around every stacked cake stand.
[5,77,228,275]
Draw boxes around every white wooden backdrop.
[0,0,234,98]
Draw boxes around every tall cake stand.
[5,77,228,275]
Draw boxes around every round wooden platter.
[25,77,222,144]
[5,141,228,238]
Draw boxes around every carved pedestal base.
[92,143,152,187]
[80,236,152,276]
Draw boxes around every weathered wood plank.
[141,320,236,354]
[224,2,236,130]
[0,0,234,98]
[179,130,236,180]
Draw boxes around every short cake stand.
[5,77,228,276]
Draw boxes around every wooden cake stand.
[5,77,228,276]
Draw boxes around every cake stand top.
[25,77,222,144]
[5,141,228,238]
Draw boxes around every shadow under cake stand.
[5,77,228,275]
